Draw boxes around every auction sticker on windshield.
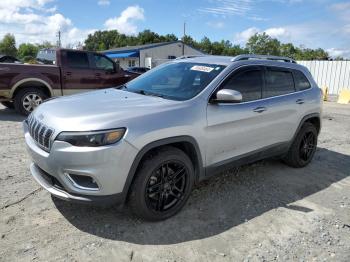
[190,65,214,73]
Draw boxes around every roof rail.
[175,55,206,60]
[231,54,296,63]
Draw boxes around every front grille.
[27,114,54,151]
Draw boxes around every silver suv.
[23,54,322,221]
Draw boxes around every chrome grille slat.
[26,114,54,151]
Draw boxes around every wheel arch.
[291,113,321,144]
[10,78,53,99]
[122,136,204,203]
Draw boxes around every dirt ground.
[0,102,349,262]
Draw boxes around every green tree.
[18,43,39,60]
[183,35,196,47]
[137,30,161,44]
[296,48,329,60]
[83,29,331,60]
[246,33,281,55]
[0,34,17,56]
[199,36,212,54]
[85,30,121,51]
[280,43,298,59]
[161,34,178,42]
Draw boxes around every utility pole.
[56,30,61,48]
[182,22,186,56]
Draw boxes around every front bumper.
[23,121,138,204]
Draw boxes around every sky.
[0,0,349,58]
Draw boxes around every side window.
[128,60,136,67]
[294,70,311,91]
[220,68,263,102]
[67,52,89,68]
[264,68,295,98]
[93,55,114,71]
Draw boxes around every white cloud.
[198,0,253,16]
[327,48,350,59]
[98,0,110,6]
[0,0,94,47]
[104,5,145,34]
[234,27,259,44]
[264,27,289,38]
[234,26,290,44]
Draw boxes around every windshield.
[124,62,226,101]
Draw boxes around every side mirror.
[211,89,242,103]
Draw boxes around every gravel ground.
[0,102,349,262]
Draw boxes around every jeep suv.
[23,54,322,221]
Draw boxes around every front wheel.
[283,122,318,168]
[128,146,195,221]
[14,88,48,116]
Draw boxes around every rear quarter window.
[264,69,295,98]
[293,70,311,91]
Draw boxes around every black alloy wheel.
[299,131,316,162]
[129,146,194,221]
[145,161,187,212]
[283,122,318,168]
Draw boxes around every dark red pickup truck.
[0,49,136,115]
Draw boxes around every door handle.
[296,99,305,104]
[253,106,267,113]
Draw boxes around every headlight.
[56,128,126,147]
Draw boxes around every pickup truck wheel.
[128,146,194,221]
[1,101,15,109]
[283,122,318,168]
[14,88,47,116]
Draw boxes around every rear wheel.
[1,101,14,109]
[14,88,48,115]
[128,146,195,221]
[283,122,318,168]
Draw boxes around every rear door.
[61,51,97,95]
[260,66,302,144]
[91,53,130,88]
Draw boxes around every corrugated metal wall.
[297,61,350,95]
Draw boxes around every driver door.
[206,65,274,167]
[92,54,130,88]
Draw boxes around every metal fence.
[297,60,350,95]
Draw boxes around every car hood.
[32,88,183,132]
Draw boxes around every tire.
[283,122,318,168]
[14,88,48,116]
[128,146,195,221]
[1,101,14,109]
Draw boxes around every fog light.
[65,173,99,191]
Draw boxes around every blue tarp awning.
[106,51,139,58]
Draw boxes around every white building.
[103,41,204,69]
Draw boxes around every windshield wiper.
[135,90,164,98]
